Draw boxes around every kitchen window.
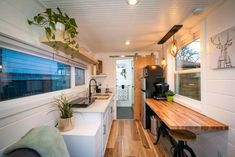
[0,48,71,101]
[174,39,201,101]
[75,67,85,86]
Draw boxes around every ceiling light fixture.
[125,40,130,45]
[192,7,204,15]
[170,35,179,57]
[127,0,139,6]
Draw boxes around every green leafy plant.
[165,90,175,97]
[27,8,79,55]
[55,95,73,119]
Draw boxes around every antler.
[225,32,235,47]
[211,36,222,48]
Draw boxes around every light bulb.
[161,58,166,67]
[125,40,130,45]
[170,39,178,57]
[127,0,139,6]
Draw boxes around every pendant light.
[161,44,167,68]
[170,35,179,57]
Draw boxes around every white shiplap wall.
[0,0,90,156]
[167,0,235,156]
[191,1,235,156]
[0,87,87,156]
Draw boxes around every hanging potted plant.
[27,8,79,56]
[165,90,175,102]
[55,95,74,132]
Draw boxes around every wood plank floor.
[104,120,172,157]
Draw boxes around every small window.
[174,39,201,101]
[0,48,71,101]
[75,67,85,86]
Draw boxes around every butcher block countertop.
[145,98,228,133]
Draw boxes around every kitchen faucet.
[89,78,97,101]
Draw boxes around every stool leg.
[183,145,196,157]
[175,141,185,157]
[173,144,180,157]
[153,123,167,144]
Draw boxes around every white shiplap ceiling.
[39,0,221,52]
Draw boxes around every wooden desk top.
[145,99,228,133]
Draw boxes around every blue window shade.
[0,48,71,101]
[75,67,85,86]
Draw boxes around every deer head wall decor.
[210,28,235,69]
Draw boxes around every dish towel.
[117,85,129,101]
[3,126,70,157]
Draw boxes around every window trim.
[75,67,85,86]
[0,47,72,101]
[0,32,87,69]
[0,33,88,119]
[0,33,87,103]
[173,38,203,111]
[173,94,203,111]
[174,68,201,74]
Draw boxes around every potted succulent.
[165,90,175,102]
[55,95,74,132]
[27,8,79,55]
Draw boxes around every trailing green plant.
[55,95,73,119]
[27,8,79,55]
[165,90,175,97]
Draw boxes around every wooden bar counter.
[145,98,228,134]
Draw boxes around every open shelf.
[40,36,98,64]
[91,75,107,78]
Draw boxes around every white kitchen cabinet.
[62,123,102,157]
[62,94,115,157]
[102,96,114,155]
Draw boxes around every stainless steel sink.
[70,97,95,108]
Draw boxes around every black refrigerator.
[141,65,164,129]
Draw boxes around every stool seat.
[169,130,196,142]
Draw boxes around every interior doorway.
[116,59,134,119]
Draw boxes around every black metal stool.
[169,130,196,157]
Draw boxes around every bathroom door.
[116,59,133,107]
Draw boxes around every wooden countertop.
[145,98,228,133]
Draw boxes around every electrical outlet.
[217,151,223,157]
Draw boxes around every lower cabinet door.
[63,125,102,157]
[102,112,108,154]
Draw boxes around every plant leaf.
[52,34,55,40]
[33,15,38,22]
[27,19,33,25]
[45,27,52,39]
[64,13,69,19]
[70,18,78,27]
[45,8,52,15]
[57,7,63,15]
[36,16,44,24]
[49,21,56,30]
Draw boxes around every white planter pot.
[55,22,65,31]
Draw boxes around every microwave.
[143,65,163,78]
